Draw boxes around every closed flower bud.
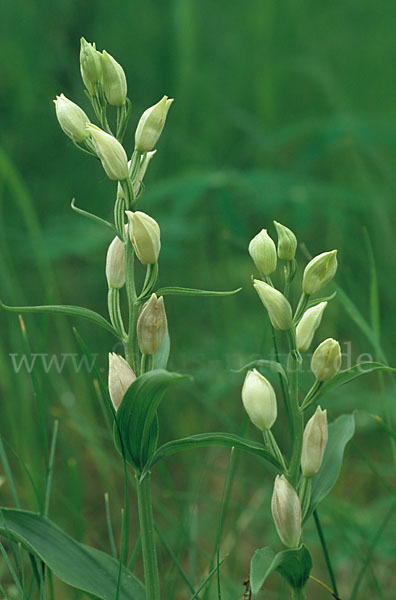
[296,302,327,352]
[253,280,292,330]
[135,96,174,152]
[108,353,136,410]
[248,229,277,276]
[301,406,328,477]
[125,210,161,264]
[54,94,90,143]
[302,250,338,296]
[311,338,341,381]
[86,124,128,180]
[241,369,277,431]
[80,37,102,95]
[106,236,125,289]
[137,294,167,355]
[271,475,301,548]
[273,221,297,260]
[101,50,127,106]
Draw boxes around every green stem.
[136,474,161,600]
[286,329,303,487]
[108,288,127,338]
[290,588,307,599]
[299,477,312,520]
[270,325,293,441]
[313,510,339,597]
[124,241,141,373]
[293,293,310,324]
[300,380,322,411]
[263,429,286,471]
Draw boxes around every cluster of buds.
[241,222,343,550]
[54,38,173,188]
[53,39,174,427]
[80,38,127,105]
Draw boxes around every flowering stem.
[136,473,161,600]
[123,234,141,374]
[286,328,303,487]
[107,288,127,338]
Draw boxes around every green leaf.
[141,432,282,479]
[114,369,187,470]
[307,413,355,519]
[250,544,312,595]
[333,284,385,361]
[316,362,396,401]
[0,300,118,338]
[154,286,242,297]
[71,198,116,233]
[306,291,337,309]
[0,508,145,600]
[153,329,170,370]
[232,359,287,382]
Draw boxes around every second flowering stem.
[286,329,304,488]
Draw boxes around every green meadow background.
[1,1,396,598]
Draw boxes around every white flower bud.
[273,221,297,260]
[106,236,125,289]
[86,124,129,180]
[241,369,277,431]
[311,338,341,381]
[80,37,102,95]
[248,229,277,276]
[137,294,167,355]
[101,50,127,106]
[302,250,338,296]
[253,280,292,330]
[296,302,327,352]
[135,96,174,152]
[108,353,136,410]
[125,210,161,264]
[301,406,328,477]
[271,475,301,548]
[54,94,90,143]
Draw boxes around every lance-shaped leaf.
[114,369,187,470]
[306,291,337,309]
[0,508,145,600]
[315,362,395,402]
[141,432,282,480]
[0,299,118,338]
[232,359,287,382]
[154,286,242,297]
[250,544,312,595]
[71,198,116,233]
[305,413,355,520]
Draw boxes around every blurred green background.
[1,1,396,598]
